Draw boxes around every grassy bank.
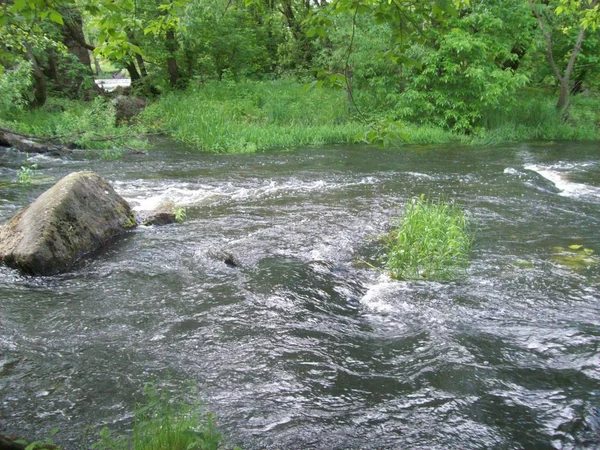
[140,79,366,153]
[2,81,599,154]
[0,97,147,151]
[142,81,600,152]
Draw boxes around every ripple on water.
[1,143,600,449]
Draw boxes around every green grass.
[385,196,472,281]
[91,384,227,450]
[1,97,147,150]
[3,82,598,154]
[141,81,599,153]
[140,79,366,153]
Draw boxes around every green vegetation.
[1,0,600,152]
[91,384,224,450]
[7,384,231,450]
[385,196,472,281]
[141,80,363,152]
[1,97,147,150]
[173,206,187,223]
[551,244,599,270]
[17,155,38,184]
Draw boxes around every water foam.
[524,163,600,200]
[116,176,380,211]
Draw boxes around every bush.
[0,60,33,119]
[385,196,472,281]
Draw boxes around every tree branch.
[528,0,564,83]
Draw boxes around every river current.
[1,141,599,449]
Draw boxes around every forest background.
[1,0,600,153]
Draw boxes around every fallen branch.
[0,126,160,155]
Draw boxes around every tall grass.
[386,196,472,281]
[475,90,600,143]
[141,79,366,152]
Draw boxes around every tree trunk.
[126,31,148,78]
[165,29,180,88]
[126,62,141,82]
[135,54,148,77]
[557,80,570,110]
[25,45,46,108]
[59,7,94,96]
[528,0,591,112]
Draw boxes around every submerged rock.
[139,200,178,226]
[208,249,241,268]
[0,171,136,276]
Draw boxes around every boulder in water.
[138,200,178,226]
[0,171,136,276]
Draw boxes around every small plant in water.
[14,427,61,449]
[17,154,38,184]
[91,383,223,450]
[385,195,472,281]
[174,206,187,223]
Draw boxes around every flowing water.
[1,141,600,449]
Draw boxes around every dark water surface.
[1,141,600,449]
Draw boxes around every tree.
[528,0,598,110]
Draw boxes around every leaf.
[11,0,27,12]
[48,9,64,25]
[569,244,583,250]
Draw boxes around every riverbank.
[1,80,599,153]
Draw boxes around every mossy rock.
[0,171,136,276]
[551,245,598,270]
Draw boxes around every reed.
[386,196,472,281]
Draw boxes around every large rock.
[0,171,136,275]
[114,95,146,125]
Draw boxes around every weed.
[91,383,224,450]
[102,148,124,160]
[13,427,61,450]
[174,206,187,223]
[17,154,38,184]
[385,195,472,281]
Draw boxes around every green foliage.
[0,59,33,119]
[174,206,187,223]
[91,383,224,450]
[13,427,62,450]
[141,79,364,152]
[385,196,472,281]
[17,157,38,184]
[393,0,533,132]
[2,97,148,150]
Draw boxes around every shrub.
[385,196,472,281]
[0,59,33,119]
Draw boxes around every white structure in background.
[95,78,131,92]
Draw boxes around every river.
[1,141,599,449]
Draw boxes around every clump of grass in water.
[385,196,472,281]
[92,383,225,450]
